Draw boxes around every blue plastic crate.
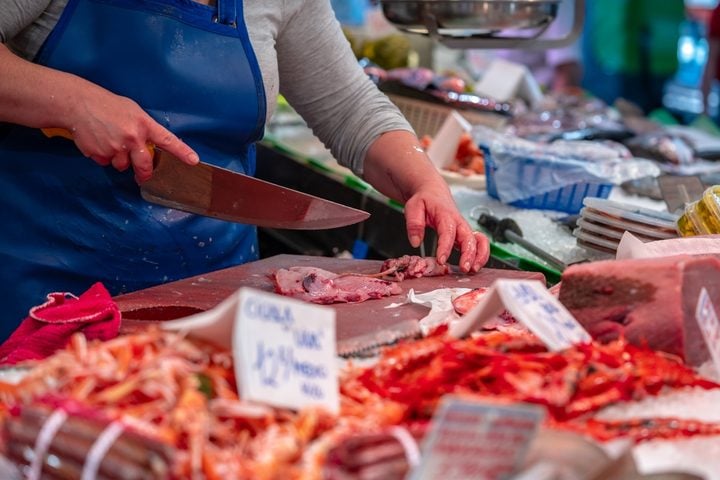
[483,146,613,214]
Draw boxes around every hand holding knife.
[41,128,370,230]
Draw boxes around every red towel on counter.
[0,282,120,364]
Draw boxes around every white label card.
[498,280,591,350]
[450,279,590,351]
[411,397,544,480]
[234,288,339,414]
[696,288,720,373]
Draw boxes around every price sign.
[657,174,704,214]
[234,288,339,414]
[498,280,591,351]
[696,288,720,373]
[411,397,544,480]
[450,279,590,350]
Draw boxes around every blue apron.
[0,0,266,339]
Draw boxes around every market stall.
[3,248,720,479]
[4,0,720,479]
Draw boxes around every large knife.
[42,129,370,229]
[141,149,370,229]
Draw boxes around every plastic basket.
[483,147,613,214]
[386,94,507,138]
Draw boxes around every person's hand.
[0,44,198,182]
[66,91,199,182]
[403,180,490,273]
[65,85,199,182]
[363,130,490,273]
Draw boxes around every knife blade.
[41,128,371,230]
[141,149,370,230]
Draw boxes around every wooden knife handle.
[41,127,74,140]
[41,128,156,157]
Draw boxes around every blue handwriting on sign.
[537,299,586,345]
[243,298,295,331]
[294,328,324,350]
[252,341,328,389]
[252,342,289,386]
[301,382,324,399]
[510,284,541,305]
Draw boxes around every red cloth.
[0,282,120,364]
[710,6,720,41]
[709,7,720,82]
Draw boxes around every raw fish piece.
[272,266,402,304]
[379,255,449,281]
[558,255,720,366]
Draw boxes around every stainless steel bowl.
[381,0,560,36]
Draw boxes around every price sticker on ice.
[696,288,720,372]
[499,279,590,351]
[411,397,544,480]
[234,288,339,414]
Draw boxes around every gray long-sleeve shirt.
[0,0,412,175]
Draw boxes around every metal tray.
[380,0,560,36]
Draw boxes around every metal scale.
[378,0,584,49]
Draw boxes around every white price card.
[411,397,544,480]
[499,280,591,350]
[234,288,339,414]
[450,279,590,351]
[696,288,720,373]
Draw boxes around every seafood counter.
[260,81,720,285]
[110,254,544,350]
[1,252,720,479]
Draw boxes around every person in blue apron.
[0,0,490,341]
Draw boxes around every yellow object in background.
[343,27,412,70]
[362,34,411,69]
[677,186,720,236]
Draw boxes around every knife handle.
[41,128,156,157]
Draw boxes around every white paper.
[162,287,340,414]
[696,288,720,375]
[161,291,239,349]
[427,110,472,171]
[616,231,720,260]
[405,288,472,334]
[474,58,542,106]
[235,288,339,414]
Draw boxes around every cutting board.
[114,254,544,347]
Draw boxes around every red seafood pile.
[355,326,720,442]
[3,325,720,479]
[0,330,403,480]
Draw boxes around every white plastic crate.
[386,94,507,139]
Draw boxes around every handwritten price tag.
[696,288,720,373]
[498,280,591,351]
[234,288,339,414]
[411,397,544,480]
[450,279,590,351]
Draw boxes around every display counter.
[258,126,565,283]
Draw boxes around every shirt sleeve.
[0,0,51,43]
[275,0,413,175]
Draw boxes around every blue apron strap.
[216,0,238,27]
